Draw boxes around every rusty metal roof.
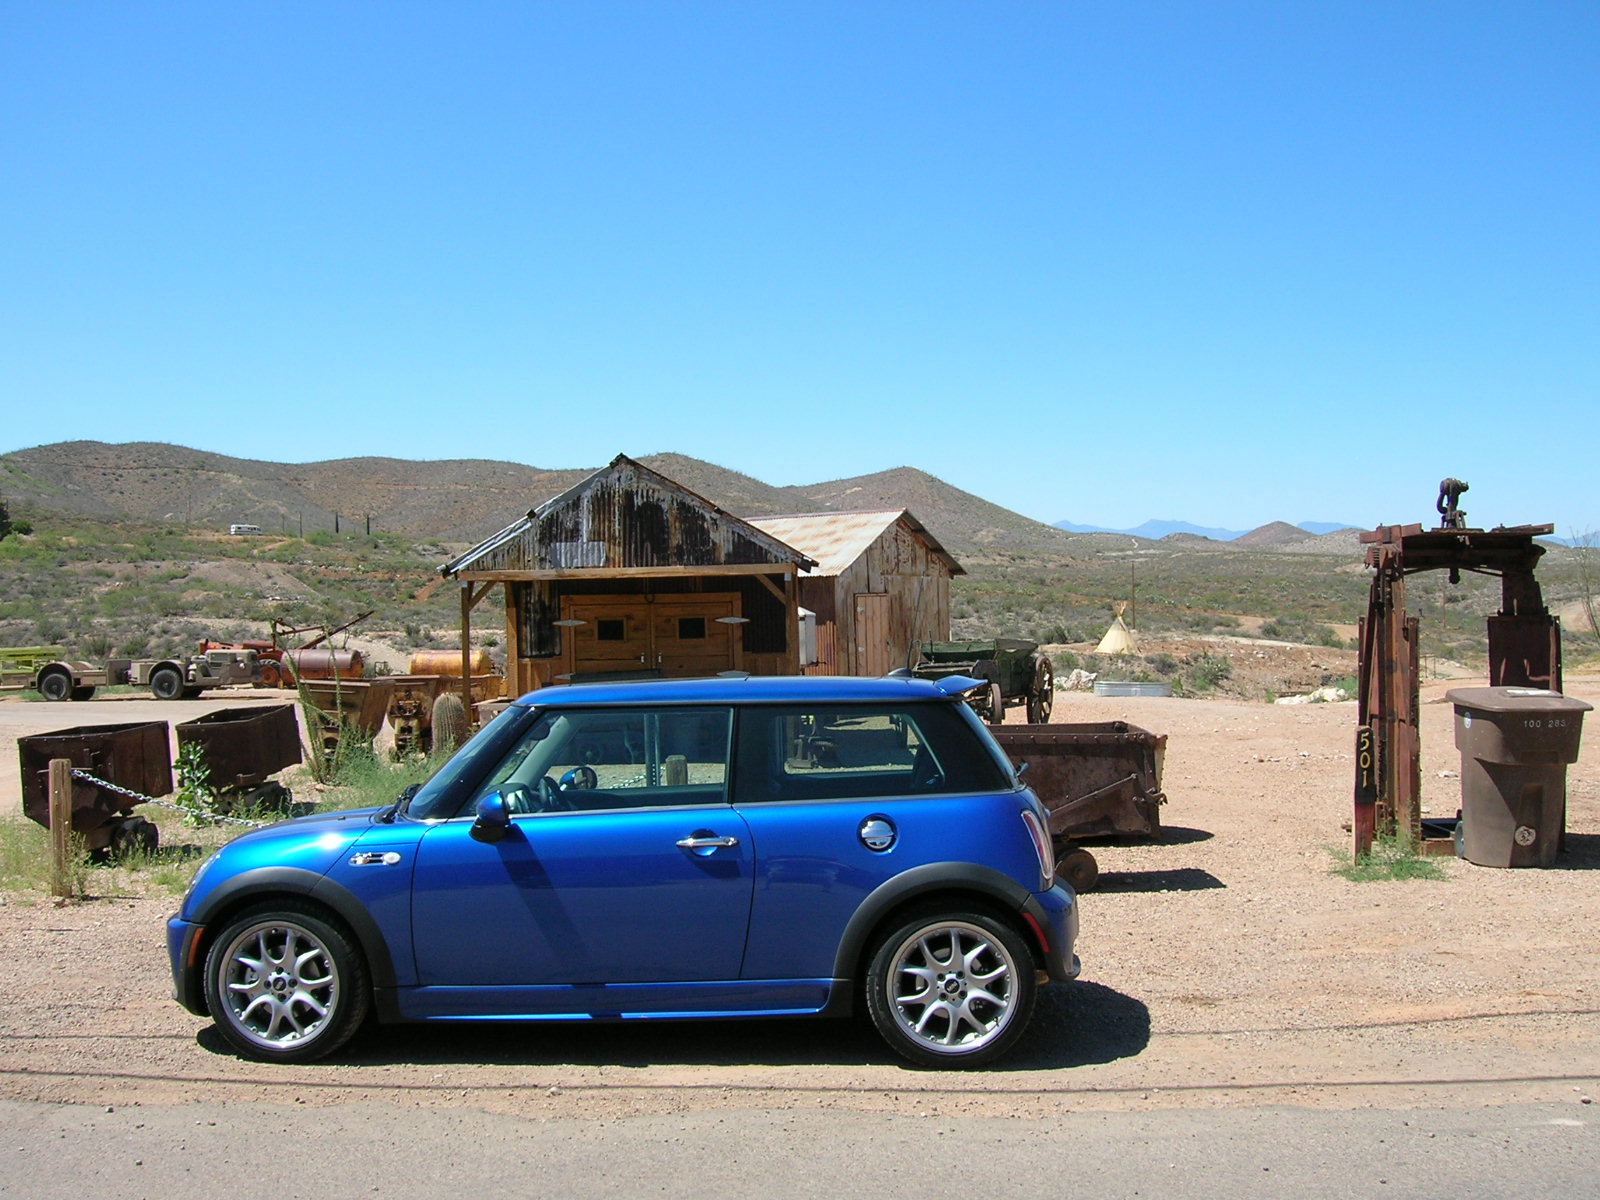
[442,455,816,577]
[748,510,963,577]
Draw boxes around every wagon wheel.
[1026,657,1055,724]
[1057,847,1099,893]
[986,682,1005,724]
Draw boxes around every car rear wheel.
[203,902,370,1063]
[865,908,1036,1068]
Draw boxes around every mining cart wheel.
[109,816,159,859]
[1026,658,1054,724]
[1057,848,1099,893]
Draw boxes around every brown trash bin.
[1446,687,1592,867]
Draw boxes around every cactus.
[431,690,470,754]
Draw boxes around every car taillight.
[1020,807,1053,888]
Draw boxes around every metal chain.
[70,768,270,828]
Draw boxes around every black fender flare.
[182,867,403,1020]
[828,862,1035,1001]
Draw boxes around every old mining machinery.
[1355,479,1562,856]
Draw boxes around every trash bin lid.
[1444,686,1593,715]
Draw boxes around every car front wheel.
[865,908,1036,1068]
[203,902,370,1063]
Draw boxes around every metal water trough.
[991,721,1169,892]
[17,721,171,855]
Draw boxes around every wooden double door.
[562,593,742,680]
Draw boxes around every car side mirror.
[470,791,513,844]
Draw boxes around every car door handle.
[676,834,740,850]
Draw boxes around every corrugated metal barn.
[748,510,963,677]
[441,456,816,694]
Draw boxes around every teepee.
[1095,602,1139,655]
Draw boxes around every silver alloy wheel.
[884,919,1018,1054]
[216,918,340,1052]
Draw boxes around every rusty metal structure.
[991,721,1167,892]
[299,678,395,751]
[174,704,302,810]
[1355,480,1561,856]
[18,721,171,855]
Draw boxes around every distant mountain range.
[1053,518,1356,542]
[0,440,1379,559]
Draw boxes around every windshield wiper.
[378,783,422,823]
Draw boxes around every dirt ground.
[1,673,1597,1120]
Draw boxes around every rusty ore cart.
[174,703,302,812]
[913,638,1055,723]
[18,721,171,857]
[991,721,1168,892]
[300,678,396,751]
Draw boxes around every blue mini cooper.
[168,674,1080,1067]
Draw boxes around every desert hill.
[0,441,1360,558]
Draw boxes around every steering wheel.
[537,775,575,812]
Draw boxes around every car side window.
[472,706,733,813]
[732,702,1011,803]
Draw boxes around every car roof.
[512,672,982,708]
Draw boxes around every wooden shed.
[747,510,963,677]
[441,456,816,697]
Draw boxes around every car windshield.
[403,704,536,821]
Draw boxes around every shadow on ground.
[1095,867,1225,893]
[197,982,1151,1075]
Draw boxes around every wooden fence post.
[48,758,74,898]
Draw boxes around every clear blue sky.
[3,2,1596,536]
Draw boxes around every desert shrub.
[1261,618,1341,648]
[1184,654,1233,692]
[1329,834,1447,882]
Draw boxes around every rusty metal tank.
[283,647,364,681]
[408,649,494,677]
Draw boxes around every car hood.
[180,806,389,919]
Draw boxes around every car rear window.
[732,701,1012,803]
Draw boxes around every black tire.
[149,666,184,701]
[203,901,371,1063]
[864,907,1037,1068]
[37,670,72,702]
[1057,847,1099,893]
